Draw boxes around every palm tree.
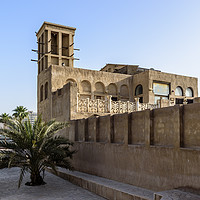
[0,115,75,188]
[0,113,12,141]
[12,106,29,122]
[0,113,12,122]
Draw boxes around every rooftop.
[37,21,76,36]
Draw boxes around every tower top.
[36,22,76,72]
[37,22,76,38]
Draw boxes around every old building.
[37,22,198,121]
[23,111,37,125]
[35,22,200,197]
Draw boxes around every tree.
[0,115,75,188]
[12,106,29,122]
[0,113,12,141]
[0,113,12,123]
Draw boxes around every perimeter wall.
[64,103,200,191]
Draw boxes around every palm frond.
[0,110,75,187]
[18,166,27,188]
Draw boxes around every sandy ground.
[0,167,105,200]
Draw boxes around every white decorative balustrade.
[138,103,158,111]
[110,101,137,114]
[78,98,108,113]
[77,96,157,114]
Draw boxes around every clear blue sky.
[0,0,200,114]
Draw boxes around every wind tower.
[36,21,76,70]
[35,22,76,121]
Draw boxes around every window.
[111,97,118,101]
[120,85,129,98]
[95,96,102,100]
[38,64,40,74]
[94,82,105,100]
[153,82,169,96]
[153,82,169,104]
[139,97,143,103]
[108,83,117,95]
[176,98,184,104]
[187,99,193,104]
[40,85,43,102]
[81,80,91,93]
[186,87,193,97]
[135,84,143,96]
[95,82,105,94]
[51,32,58,54]
[108,83,117,100]
[45,82,48,99]
[66,78,76,84]
[175,86,183,96]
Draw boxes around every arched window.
[186,87,193,97]
[108,83,117,95]
[175,86,183,96]
[135,84,143,96]
[40,85,43,102]
[80,80,91,93]
[45,82,48,99]
[66,78,76,84]
[120,85,129,98]
[95,82,105,94]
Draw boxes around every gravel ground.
[0,167,105,200]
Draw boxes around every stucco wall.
[38,65,198,122]
[112,113,128,144]
[153,106,180,147]
[148,70,198,104]
[97,115,110,142]
[183,103,200,148]
[50,65,133,100]
[87,116,96,142]
[52,84,70,122]
[133,71,150,103]
[37,69,52,121]
[130,111,147,145]
[149,70,198,97]
[65,103,200,191]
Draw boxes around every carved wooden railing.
[110,101,137,114]
[78,98,108,113]
[77,96,157,114]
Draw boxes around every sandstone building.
[23,111,37,125]
[36,22,200,198]
[37,22,198,121]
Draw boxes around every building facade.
[37,22,198,122]
[23,111,37,125]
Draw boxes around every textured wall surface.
[184,103,200,148]
[65,103,200,191]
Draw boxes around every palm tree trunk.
[27,169,45,186]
